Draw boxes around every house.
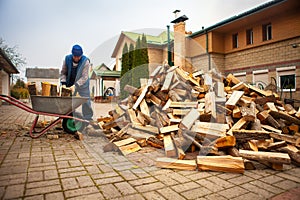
[25,67,60,93]
[0,48,19,96]
[90,63,121,101]
[181,0,300,105]
[111,30,174,75]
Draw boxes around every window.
[246,29,253,45]
[233,72,246,83]
[232,33,238,48]
[263,23,272,41]
[253,70,268,89]
[276,66,296,91]
[280,74,295,90]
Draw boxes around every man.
[60,44,93,122]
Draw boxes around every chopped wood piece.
[113,138,136,147]
[169,101,198,108]
[214,136,236,148]
[284,104,297,115]
[264,102,278,112]
[227,117,249,136]
[231,82,246,91]
[131,124,159,135]
[147,137,164,148]
[278,144,300,166]
[269,110,300,125]
[267,141,287,150]
[240,101,256,122]
[139,99,150,117]
[173,109,190,116]
[119,142,142,155]
[233,129,270,142]
[127,108,140,125]
[160,124,179,134]
[197,156,245,173]
[243,159,256,170]
[226,73,241,85]
[269,132,297,145]
[239,149,291,164]
[179,108,200,130]
[232,106,242,118]
[261,124,282,134]
[168,90,182,101]
[227,147,240,157]
[225,91,244,109]
[161,71,174,91]
[163,135,177,157]
[205,92,216,119]
[247,84,272,97]
[156,157,196,170]
[132,79,152,109]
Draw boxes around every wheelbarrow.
[0,94,92,138]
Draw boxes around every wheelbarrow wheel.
[62,116,85,134]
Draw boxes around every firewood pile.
[97,64,300,173]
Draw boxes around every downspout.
[205,30,211,70]
[167,25,172,66]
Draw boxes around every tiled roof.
[190,0,286,37]
[123,31,174,45]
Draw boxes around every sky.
[0,0,271,77]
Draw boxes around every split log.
[227,117,249,136]
[240,101,256,122]
[269,132,297,145]
[179,108,200,130]
[278,144,300,166]
[161,71,174,91]
[156,157,196,170]
[214,136,236,148]
[226,73,241,85]
[160,124,179,134]
[132,79,152,109]
[163,135,177,157]
[119,142,142,155]
[205,92,216,119]
[269,110,300,125]
[225,91,244,109]
[239,149,291,164]
[267,141,287,150]
[197,156,245,173]
[232,106,242,118]
[169,101,198,108]
[233,129,270,142]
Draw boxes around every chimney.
[171,13,188,70]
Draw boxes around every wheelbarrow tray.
[30,95,88,115]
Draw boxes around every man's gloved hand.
[69,85,76,94]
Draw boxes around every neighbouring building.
[90,63,121,101]
[112,31,174,75]
[0,48,19,97]
[184,0,300,105]
[25,67,60,93]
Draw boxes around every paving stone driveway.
[0,103,299,200]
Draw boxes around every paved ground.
[0,101,299,200]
